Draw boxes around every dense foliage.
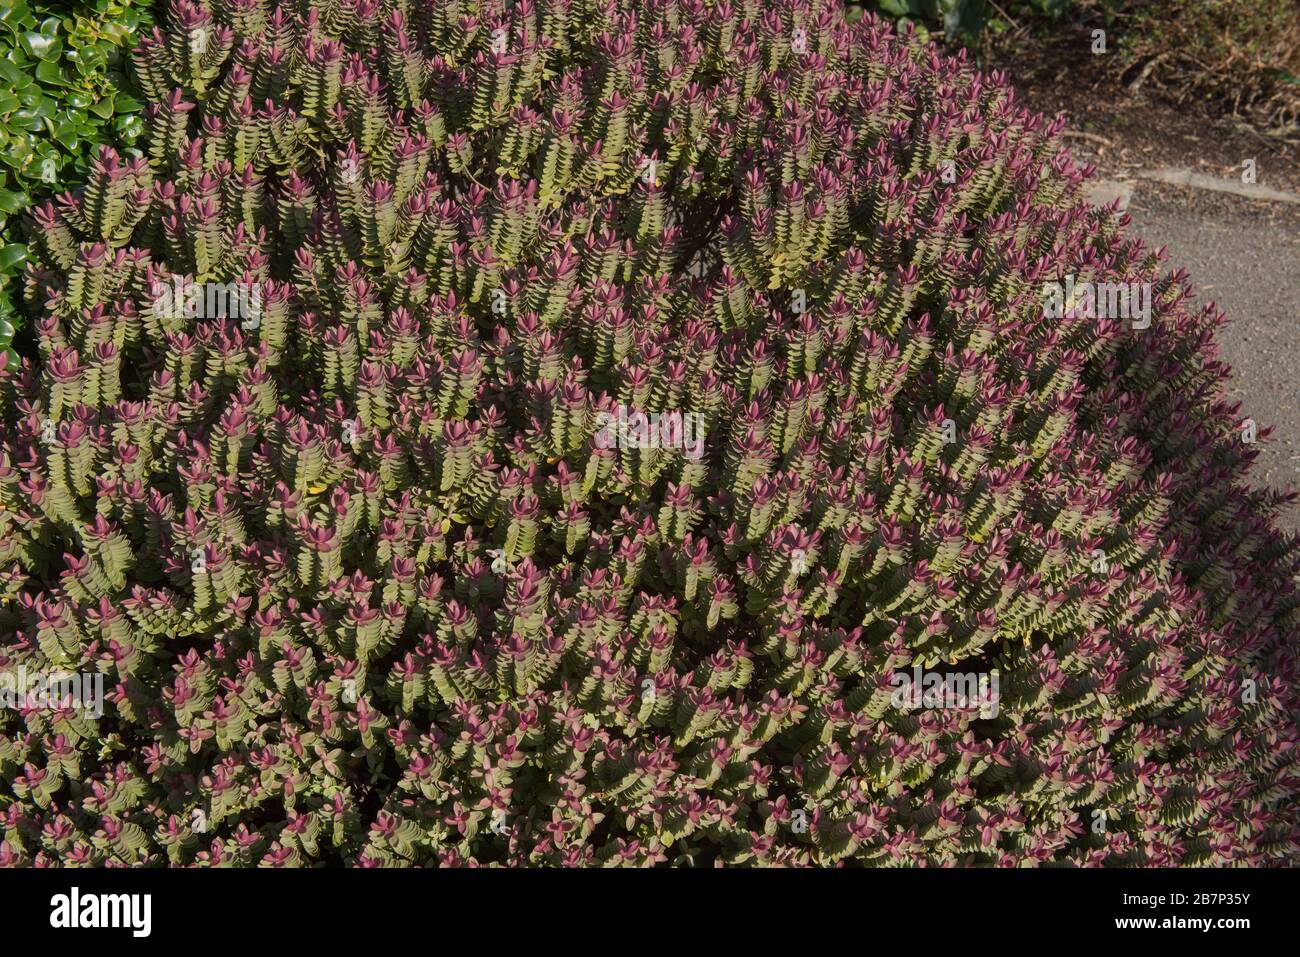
[0,0,1297,867]
[0,0,152,358]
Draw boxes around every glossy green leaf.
[87,92,116,119]
[34,57,66,86]
[0,244,28,271]
[21,30,60,59]
[114,91,143,112]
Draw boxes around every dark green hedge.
[0,0,153,362]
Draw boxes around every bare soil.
[982,25,1300,194]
